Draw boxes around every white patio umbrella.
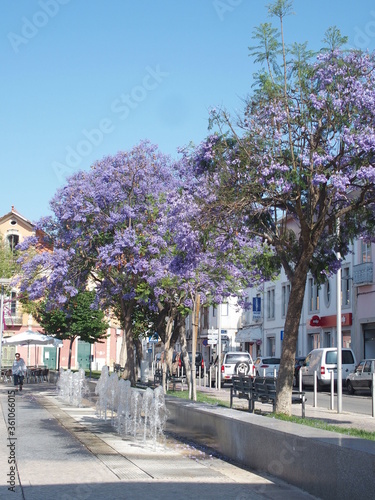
[2,329,62,365]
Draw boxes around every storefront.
[308,313,352,351]
[236,326,262,358]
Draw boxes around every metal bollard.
[330,370,334,410]
[372,373,375,418]
[299,367,302,393]
[313,370,317,407]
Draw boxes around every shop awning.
[236,326,262,343]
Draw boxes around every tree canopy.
[187,1,375,413]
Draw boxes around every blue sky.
[1,0,375,222]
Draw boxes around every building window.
[360,240,371,263]
[267,336,275,356]
[308,333,320,351]
[221,302,229,316]
[10,292,17,315]
[267,288,275,320]
[7,234,19,252]
[281,283,290,318]
[308,277,320,313]
[324,281,331,307]
[342,266,351,307]
[324,331,331,348]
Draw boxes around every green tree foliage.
[0,235,19,279]
[21,290,109,369]
[191,0,375,414]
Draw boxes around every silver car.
[346,359,375,394]
[254,357,281,377]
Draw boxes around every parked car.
[293,356,306,387]
[211,351,254,387]
[180,351,205,377]
[300,348,357,389]
[254,357,280,377]
[155,351,181,375]
[346,359,375,394]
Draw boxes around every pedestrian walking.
[12,353,26,391]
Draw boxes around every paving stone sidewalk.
[0,384,318,500]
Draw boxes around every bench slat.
[230,375,306,417]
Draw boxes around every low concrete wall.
[165,397,375,500]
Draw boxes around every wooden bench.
[230,375,306,417]
[154,368,186,391]
[168,375,186,391]
[230,375,254,410]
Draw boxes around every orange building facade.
[0,206,123,371]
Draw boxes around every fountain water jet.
[94,368,169,443]
[57,368,89,407]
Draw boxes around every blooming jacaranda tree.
[138,155,276,397]
[18,141,179,385]
[189,0,375,413]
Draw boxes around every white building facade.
[236,238,375,364]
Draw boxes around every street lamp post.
[336,218,343,414]
[0,279,11,373]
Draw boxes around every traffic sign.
[207,328,219,334]
[207,334,218,340]
[207,340,217,345]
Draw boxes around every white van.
[300,348,356,389]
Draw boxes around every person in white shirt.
[12,353,26,391]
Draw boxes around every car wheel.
[235,361,250,376]
[316,379,324,392]
[346,380,355,395]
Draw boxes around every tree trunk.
[176,312,191,393]
[119,299,136,385]
[134,337,143,381]
[161,316,174,391]
[275,257,311,415]
[155,303,181,392]
[68,337,74,369]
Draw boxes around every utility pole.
[217,303,221,390]
[336,218,342,413]
[191,291,200,401]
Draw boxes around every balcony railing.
[4,315,23,326]
[353,262,373,286]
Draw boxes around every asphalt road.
[302,386,375,416]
